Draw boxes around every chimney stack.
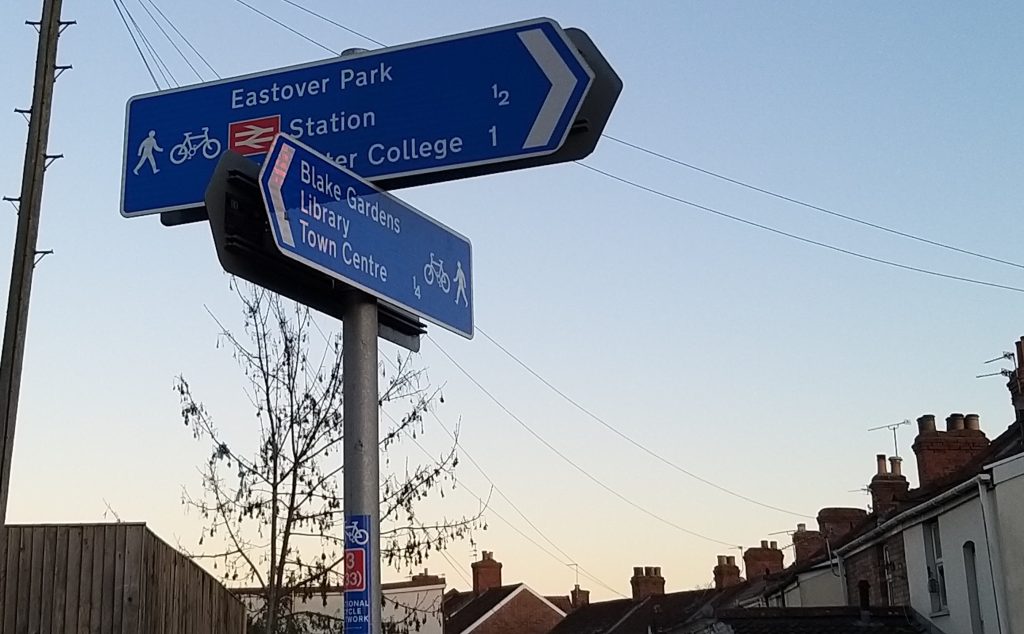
[630,566,665,600]
[570,584,590,610]
[713,555,742,589]
[793,523,826,564]
[410,569,444,587]
[743,541,784,580]
[817,507,868,542]
[913,412,990,489]
[1010,338,1024,422]
[471,551,502,595]
[869,454,909,517]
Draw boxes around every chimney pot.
[644,566,654,576]
[889,456,902,476]
[760,540,769,549]
[633,566,643,577]
[964,414,981,431]
[917,414,936,433]
[947,413,965,431]
[769,540,778,550]
[653,566,661,577]
[726,556,736,566]
[796,523,806,532]
[717,555,727,565]
[875,454,888,475]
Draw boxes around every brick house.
[835,412,1023,634]
[549,566,727,634]
[549,565,932,633]
[442,551,569,634]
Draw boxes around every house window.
[923,520,947,613]
[882,545,894,606]
[964,541,983,634]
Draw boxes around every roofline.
[460,586,526,634]
[231,582,446,595]
[605,596,648,633]
[986,449,1024,473]
[460,584,567,634]
[836,474,987,557]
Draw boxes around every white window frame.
[923,520,948,613]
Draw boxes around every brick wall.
[843,533,909,607]
[473,590,564,634]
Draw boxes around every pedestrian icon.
[455,261,468,306]
[133,130,163,175]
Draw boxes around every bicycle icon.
[169,127,222,165]
[345,521,369,546]
[423,253,451,294]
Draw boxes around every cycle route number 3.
[345,548,366,592]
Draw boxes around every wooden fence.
[0,523,246,634]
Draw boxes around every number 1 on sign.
[489,126,497,147]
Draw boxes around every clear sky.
[2,0,1023,601]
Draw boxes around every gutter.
[978,476,1009,634]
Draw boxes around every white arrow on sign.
[518,28,587,150]
[266,142,296,247]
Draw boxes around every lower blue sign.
[260,135,473,338]
[344,514,372,634]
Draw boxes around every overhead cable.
[475,327,814,519]
[277,0,385,47]
[136,0,204,81]
[230,0,338,55]
[576,162,1024,294]
[111,0,160,89]
[427,335,742,549]
[602,134,1024,271]
[142,0,220,78]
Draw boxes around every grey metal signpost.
[342,293,381,633]
[133,16,619,634]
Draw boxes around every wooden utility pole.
[0,0,69,524]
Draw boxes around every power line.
[118,0,176,87]
[475,327,813,519]
[602,134,1024,271]
[425,410,625,598]
[436,546,472,588]
[427,335,742,549]
[371,342,624,597]
[111,0,160,89]
[277,0,385,47]
[136,0,203,81]
[230,0,338,55]
[142,0,220,78]
[399,416,626,598]
[576,162,1024,295]
[193,3,1023,290]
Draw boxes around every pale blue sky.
[1,0,1022,600]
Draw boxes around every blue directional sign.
[260,135,473,338]
[122,17,593,218]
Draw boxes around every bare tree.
[175,285,482,633]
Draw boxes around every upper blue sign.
[122,17,593,217]
[260,135,473,338]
